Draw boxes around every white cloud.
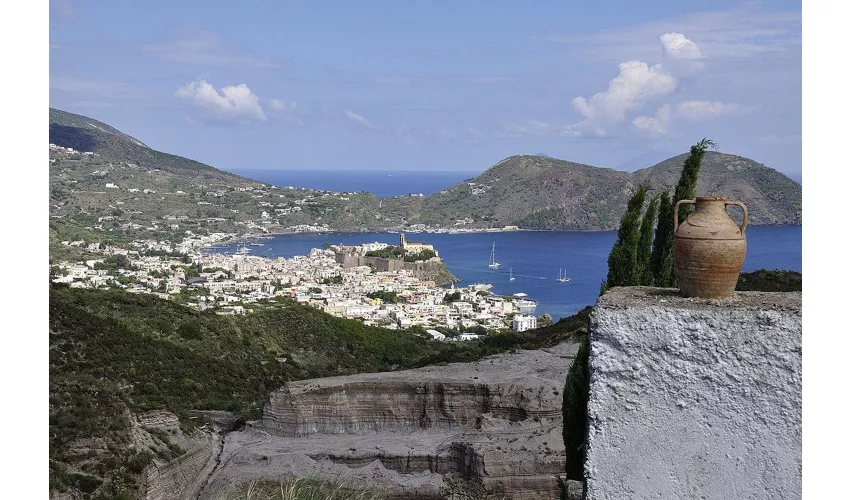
[568,60,677,135]
[541,6,800,61]
[268,98,297,112]
[676,100,742,119]
[175,79,266,122]
[632,100,744,136]
[659,33,704,60]
[345,110,373,128]
[633,104,671,136]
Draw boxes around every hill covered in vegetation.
[49,284,589,498]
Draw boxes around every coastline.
[212,222,802,247]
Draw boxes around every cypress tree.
[603,185,647,291]
[636,194,659,284]
[562,338,589,480]
[649,190,674,286]
[650,139,716,287]
[673,138,716,224]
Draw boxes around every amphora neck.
[694,196,728,216]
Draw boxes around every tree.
[562,338,589,480]
[636,194,660,285]
[648,191,674,286]
[603,185,648,292]
[404,249,437,262]
[650,138,717,287]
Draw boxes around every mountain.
[409,155,634,230]
[399,152,801,230]
[633,152,802,225]
[48,108,392,244]
[50,108,242,181]
[49,108,801,246]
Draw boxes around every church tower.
[399,232,407,249]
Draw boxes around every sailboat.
[556,268,570,283]
[488,242,501,269]
[509,268,515,281]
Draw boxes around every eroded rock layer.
[165,342,582,499]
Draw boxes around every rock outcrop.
[191,342,582,499]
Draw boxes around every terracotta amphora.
[673,196,748,298]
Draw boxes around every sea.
[218,169,803,320]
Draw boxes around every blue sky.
[49,0,801,178]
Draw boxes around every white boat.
[236,241,251,255]
[556,268,570,283]
[509,268,515,281]
[488,241,501,269]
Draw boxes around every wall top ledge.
[597,286,801,314]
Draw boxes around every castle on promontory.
[399,233,439,258]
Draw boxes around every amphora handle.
[725,200,748,234]
[673,199,696,233]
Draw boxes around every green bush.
[736,269,801,292]
[562,338,589,480]
[364,246,404,259]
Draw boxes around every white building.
[426,329,446,341]
[512,314,538,332]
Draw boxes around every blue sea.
[217,169,801,320]
[216,226,801,321]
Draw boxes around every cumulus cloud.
[632,100,744,136]
[568,60,677,135]
[175,79,266,122]
[633,104,671,137]
[659,32,704,60]
[345,110,373,128]
[676,100,742,119]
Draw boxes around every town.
[49,232,543,339]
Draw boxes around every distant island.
[49,107,801,258]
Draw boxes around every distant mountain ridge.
[48,108,801,239]
[400,152,801,230]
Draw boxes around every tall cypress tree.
[636,194,659,285]
[649,190,674,286]
[650,139,716,287]
[603,185,648,292]
[562,338,589,480]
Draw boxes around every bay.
[215,225,801,320]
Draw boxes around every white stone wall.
[586,287,801,500]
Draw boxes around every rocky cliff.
[189,342,582,499]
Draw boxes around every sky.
[49,0,801,179]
